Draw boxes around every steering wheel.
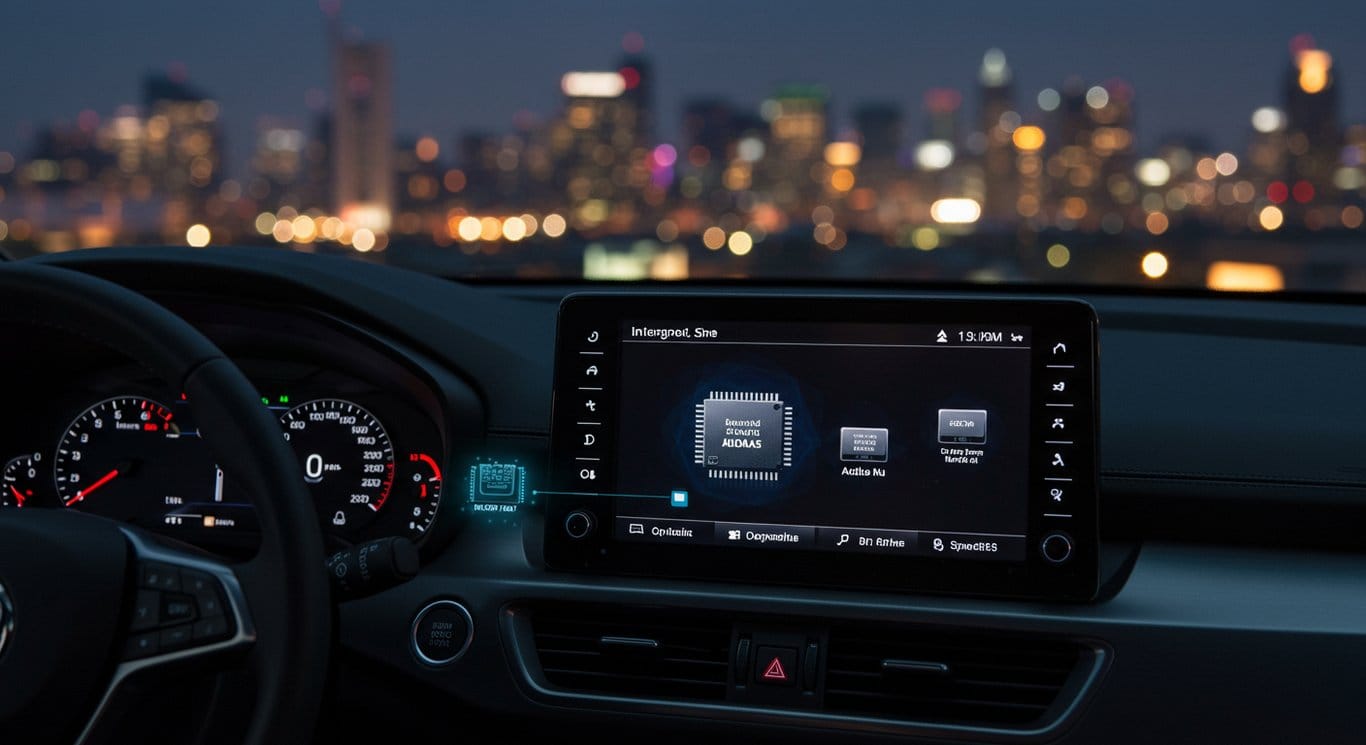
[0,264,331,744]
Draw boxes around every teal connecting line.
[532,489,673,500]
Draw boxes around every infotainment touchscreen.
[543,294,1100,601]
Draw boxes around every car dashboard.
[6,246,1366,744]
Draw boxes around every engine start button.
[410,600,473,666]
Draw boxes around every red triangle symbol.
[762,657,788,681]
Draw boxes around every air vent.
[824,626,1085,727]
[531,606,731,701]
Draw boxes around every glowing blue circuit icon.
[467,460,527,505]
[670,490,688,508]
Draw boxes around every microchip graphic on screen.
[694,392,793,481]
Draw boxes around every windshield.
[2,2,1364,291]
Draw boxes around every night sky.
[6,0,1366,177]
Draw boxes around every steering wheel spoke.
[116,528,256,666]
[76,528,257,744]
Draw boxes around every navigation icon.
[936,329,948,343]
[1052,342,1067,355]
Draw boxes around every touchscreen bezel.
[543,293,1100,602]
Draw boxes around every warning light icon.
[762,656,788,682]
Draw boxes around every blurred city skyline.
[4,0,1366,292]
[6,0,1366,172]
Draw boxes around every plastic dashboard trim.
[496,603,1112,741]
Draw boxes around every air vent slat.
[825,626,1086,727]
[532,606,731,702]
[539,652,727,670]
[831,648,1077,664]
[825,690,1050,715]
[543,668,729,690]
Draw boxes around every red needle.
[67,468,119,506]
[7,485,24,507]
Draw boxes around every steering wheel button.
[158,625,194,651]
[131,590,161,631]
[161,593,197,623]
[182,571,226,616]
[181,569,214,594]
[193,615,232,642]
[140,562,181,592]
[192,586,225,617]
[124,631,159,660]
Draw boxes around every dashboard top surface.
[29,247,1366,501]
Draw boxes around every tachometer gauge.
[280,399,395,533]
[2,453,43,508]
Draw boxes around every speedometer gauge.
[280,399,395,533]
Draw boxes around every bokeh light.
[727,231,753,256]
[1046,243,1070,268]
[930,198,981,224]
[1011,125,1045,151]
[1141,251,1169,279]
[1037,88,1061,111]
[1258,205,1284,230]
[185,224,210,247]
[1250,107,1286,133]
[541,213,567,238]
[415,136,439,162]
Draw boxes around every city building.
[977,49,1019,224]
[141,73,223,236]
[550,64,652,232]
[1047,78,1136,232]
[250,119,308,210]
[1283,36,1340,223]
[331,40,394,232]
[760,85,828,217]
[680,99,738,201]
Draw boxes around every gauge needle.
[8,485,24,507]
[66,468,120,506]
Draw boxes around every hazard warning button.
[754,646,797,686]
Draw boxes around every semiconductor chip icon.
[694,391,793,481]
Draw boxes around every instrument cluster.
[1,366,447,556]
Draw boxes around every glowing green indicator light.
[278,395,290,403]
